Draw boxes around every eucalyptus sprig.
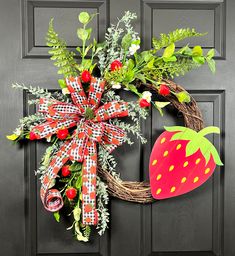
[76,12,102,72]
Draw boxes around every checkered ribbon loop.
[32,76,128,225]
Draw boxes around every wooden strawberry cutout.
[149,126,223,199]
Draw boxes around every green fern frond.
[46,18,78,78]
[152,28,206,52]
[162,58,200,78]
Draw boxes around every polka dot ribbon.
[31,77,128,225]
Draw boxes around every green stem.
[198,126,220,137]
[82,24,87,64]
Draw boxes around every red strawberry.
[149,126,223,199]
[139,98,150,108]
[66,187,77,200]
[57,128,69,140]
[110,60,122,71]
[159,84,170,96]
[61,165,71,177]
[81,70,91,83]
[29,131,37,140]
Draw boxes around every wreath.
[7,11,222,242]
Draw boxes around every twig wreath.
[7,11,222,241]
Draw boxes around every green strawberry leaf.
[165,126,223,166]
[164,126,188,132]
[210,145,223,166]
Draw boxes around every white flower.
[142,91,152,103]
[14,128,22,136]
[129,44,140,55]
[111,81,122,89]
[62,88,70,95]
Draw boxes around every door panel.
[1,0,234,256]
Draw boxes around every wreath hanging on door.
[7,11,222,241]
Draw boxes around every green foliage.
[98,11,138,74]
[76,12,99,72]
[96,177,110,236]
[46,19,78,77]
[175,91,191,103]
[152,28,206,52]
[154,101,171,116]
[53,211,60,222]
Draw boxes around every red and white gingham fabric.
[31,76,128,225]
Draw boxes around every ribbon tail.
[82,140,98,225]
[40,140,72,212]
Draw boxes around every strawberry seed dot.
[163,150,168,157]
[161,137,166,144]
[205,168,210,174]
[176,144,181,150]
[183,161,189,167]
[152,159,158,166]
[156,188,162,195]
[170,186,176,193]
[181,177,187,183]
[169,165,174,172]
[156,174,162,181]
[194,176,199,183]
[196,158,201,165]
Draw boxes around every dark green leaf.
[69,162,82,172]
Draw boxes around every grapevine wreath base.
[98,79,204,204]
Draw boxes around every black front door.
[0,0,234,255]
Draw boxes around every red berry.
[149,126,223,200]
[61,165,71,177]
[139,98,151,108]
[66,187,77,200]
[110,60,122,71]
[57,128,69,140]
[81,70,91,83]
[159,84,170,96]
[29,131,37,140]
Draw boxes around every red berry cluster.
[159,84,170,96]
[66,187,77,200]
[139,98,150,108]
[110,60,122,71]
[57,128,69,140]
[81,70,92,83]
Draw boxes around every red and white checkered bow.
[31,76,128,225]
